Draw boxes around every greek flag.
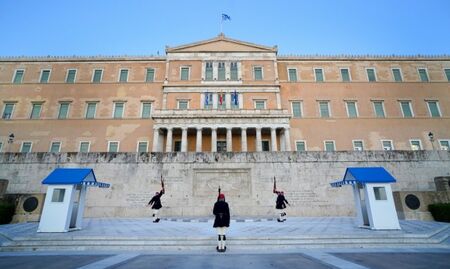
[222,14,231,21]
[205,92,212,106]
[232,90,238,106]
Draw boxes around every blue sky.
[1,0,449,56]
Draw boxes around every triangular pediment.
[166,34,277,53]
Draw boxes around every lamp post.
[7,133,14,152]
[428,132,435,150]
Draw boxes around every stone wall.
[0,151,449,218]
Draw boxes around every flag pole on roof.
[220,13,231,34]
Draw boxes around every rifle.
[160,175,165,193]
[273,176,277,193]
[218,186,221,195]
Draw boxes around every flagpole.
[220,15,223,34]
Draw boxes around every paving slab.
[0,255,111,269]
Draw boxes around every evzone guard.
[213,186,230,252]
[147,175,165,223]
[273,177,290,222]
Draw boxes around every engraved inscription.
[193,169,251,198]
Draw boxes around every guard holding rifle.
[147,175,165,223]
[213,186,230,252]
[273,177,289,222]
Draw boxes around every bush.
[0,202,15,224]
[428,203,450,223]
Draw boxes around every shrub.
[428,203,450,223]
[0,202,15,224]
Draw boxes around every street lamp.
[7,133,14,152]
[428,132,435,150]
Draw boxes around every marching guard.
[147,176,165,223]
[273,177,290,222]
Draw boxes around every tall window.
[296,141,306,151]
[58,102,70,119]
[21,142,32,153]
[410,140,422,150]
[324,141,335,152]
[346,101,358,118]
[119,69,129,82]
[2,103,15,119]
[254,66,263,80]
[66,69,76,83]
[288,68,297,82]
[30,103,42,119]
[353,140,364,151]
[254,100,266,110]
[205,62,213,81]
[13,70,24,84]
[113,102,125,118]
[439,140,450,151]
[108,141,119,153]
[174,141,181,152]
[319,101,330,118]
[50,142,61,153]
[92,69,103,83]
[373,101,385,118]
[85,102,97,119]
[400,101,413,118]
[445,69,450,82]
[392,68,403,82]
[0,142,3,152]
[262,141,270,152]
[79,142,90,153]
[40,70,51,83]
[314,68,324,82]
[146,68,155,82]
[218,93,226,109]
[137,141,148,153]
[382,140,393,150]
[418,68,429,82]
[340,68,350,82]
[230,62,238,80]
[230,91,239,109]
[141,102,152,118]
[366,68,376,82]
[427,101,441,118]
[291,101,302,118]
[178,100,189,109]
[218,62,226,81]
[180,67,190,81]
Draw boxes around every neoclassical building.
[1,34,450,154]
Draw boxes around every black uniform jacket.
[276,194,289,209]
[213,200,230,228]
[148,190,164,209]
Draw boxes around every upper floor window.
[218,93,226,110]
[137,141,148,153]
[180,67,190,81]
[445,69,450,82]
[21,142,32,153]
[418,68,429,82]
[291,101,302,118]
[366,68,377,82]
[400,101,413,118]
[296,141,306,151]
[345,101,358,118]
[108,141,119,153]
[381,140,394,150]
[253,66,263,80]
[439,140,449,151]
[314,68,324,82]
[231,91,239,109]
[50,141,61,153]
[372,101,385,118]
[119,69,129,82]
[113,102,125,119]
[30,103,43,119]
[340,68,351,82]
[66,69,77,83]
[2,103,15,119]
[410,140,422,151]
[85,102,97,119]
[178,100,189,109]
[288,68,298,82]
[40,70,51,83]
[141,102,152,118]
[146,68,155,82]
[353,140,364,151]
[205,62,213,81]
[13,69,24,84]
[319,101,330,118]
[204,92,213,109]
[92,69,103,83]
[254,100,266,110]
[324,141,335,152]
[0,142,3,152]
[218,62,226,81]
[58,102,70,119]
[230,62,238,81]
[427,101,441,118]
[79,141,90,153]
[391,68,403,82]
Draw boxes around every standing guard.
[273,177,290,222]
[147,175,165,223]
[213,187,230,252]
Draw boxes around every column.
[280,132,286,151]
[181,127,188,152]
[226,128,232,152]
[284,128,291,151]
[211,128,217,152]
[225,92,231,109]
[270,127,278,151]
[196,128,202,152]
[241,128,247,152]
[256,127,262,152]
[165,128,173,152]
[152,127,160,152]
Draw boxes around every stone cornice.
[152,109,291,119]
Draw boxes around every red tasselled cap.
[218,193,225,199]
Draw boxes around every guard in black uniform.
[213,193,230,252]
[147,177,165,223]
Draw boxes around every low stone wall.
[0,151,449,218]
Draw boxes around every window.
[427,101,441,118]
[21,142,32,153]
[324,141,335,152]
[230,62,238,80]
[418,68,429,82]
[254,100,266,110]
[400,101,413,118]
[254,66,263,80]
[50,142,61,153]
[262,141,270,152]
[146,68,155,82]
[218,93,226,110]
[353,140,364,151]
[178,100,189,109]
[13,70,24,84]
[113,102,125,119]
[410,140,422,150]
[296,141,306,151]
[108,141,119,152]
[346,101,358,118]
[0,142,3,152]
[205,62,213,81]
[314,68,324,82]
[204,92,213,109]
[79,142,90,153]
[141,102,152,118]
[2,103,15,119]
[137,141,148,153]
[40,70,51,83]
[119,69,129,82]
[445,69,450,82]
[92,69,103,83]
[382,140,394,150]
[66,69,76,83]
[288,68,297,82]
[366,68,376,82]
[51,189,65,203]
[180,67,190,81]
[291,101,302,118]
[218,62,226,81]
[373,101,385,118]
[340,68,351,82]
[374,187,387,200]
[230,91,239,109]
[439,140,450,151]
[30,103,42,119]
[392,68,403,82]
[85,102,97,119]
[174,141,181,152]
[58,102,70,119]
[319,101,330,118]
[217,141,227,153]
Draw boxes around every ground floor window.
[262,140,270,151]
[217,141,227,152]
